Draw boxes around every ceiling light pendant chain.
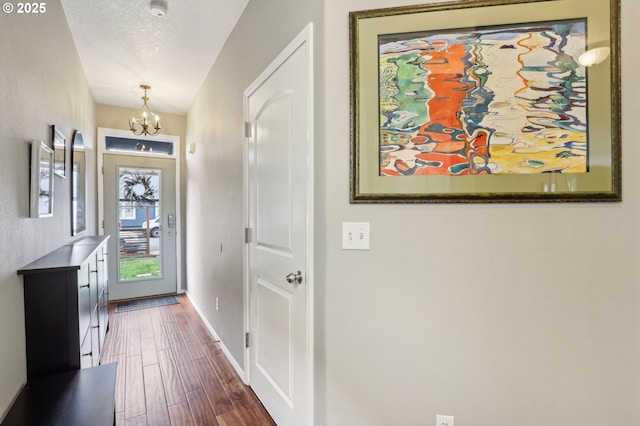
[129,84,162,136]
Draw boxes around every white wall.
[318,0,640,425]
[0,3,97,418]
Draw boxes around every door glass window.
[118,167,162,281]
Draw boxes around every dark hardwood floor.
[100,294,276,426]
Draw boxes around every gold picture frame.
[349,0,620,203]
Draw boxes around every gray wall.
[0,2,97,418]
[186,0,640,425]
[318,0,640,424]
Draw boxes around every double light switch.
[341,222,370,250]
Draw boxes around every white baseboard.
[185,292,247,383]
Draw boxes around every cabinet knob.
[82,351,92,357]
[80,283,90,289]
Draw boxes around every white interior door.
[104,154,177,300]
[245,24,314,426]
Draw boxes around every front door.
[245,24,314,426]
[104,154,177,300]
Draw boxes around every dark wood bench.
[1,363,116,426]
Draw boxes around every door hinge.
[244,121,252,138]
[245,332,250,348]
[102,219,105,229]
[244,227,252,243]
[101,165,104,174]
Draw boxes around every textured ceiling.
[61,0,249,115]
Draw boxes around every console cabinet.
[18,236,110,379]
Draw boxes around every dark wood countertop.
[17,235,110,275]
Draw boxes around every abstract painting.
[379,20,587,177]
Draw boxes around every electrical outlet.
[215,297,219,311]
[436,414,454,426]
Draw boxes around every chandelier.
[129,84,162,136]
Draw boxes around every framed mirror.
[70,130,86,235]
[30,140,54,218]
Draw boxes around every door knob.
[285,270,304,284]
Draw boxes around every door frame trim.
[97,127,183,293]
[242,22,314,425]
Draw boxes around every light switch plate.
[342,222,370,250]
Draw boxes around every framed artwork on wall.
[30,140,54,218]
[349,0,621,203]
[52,125,66,178]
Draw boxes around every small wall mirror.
[70,130,86,235]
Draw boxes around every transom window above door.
[105,136,174,156]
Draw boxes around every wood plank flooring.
[100,294,276,426]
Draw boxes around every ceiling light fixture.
[150,0,168,17]
[129,84,162,136]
